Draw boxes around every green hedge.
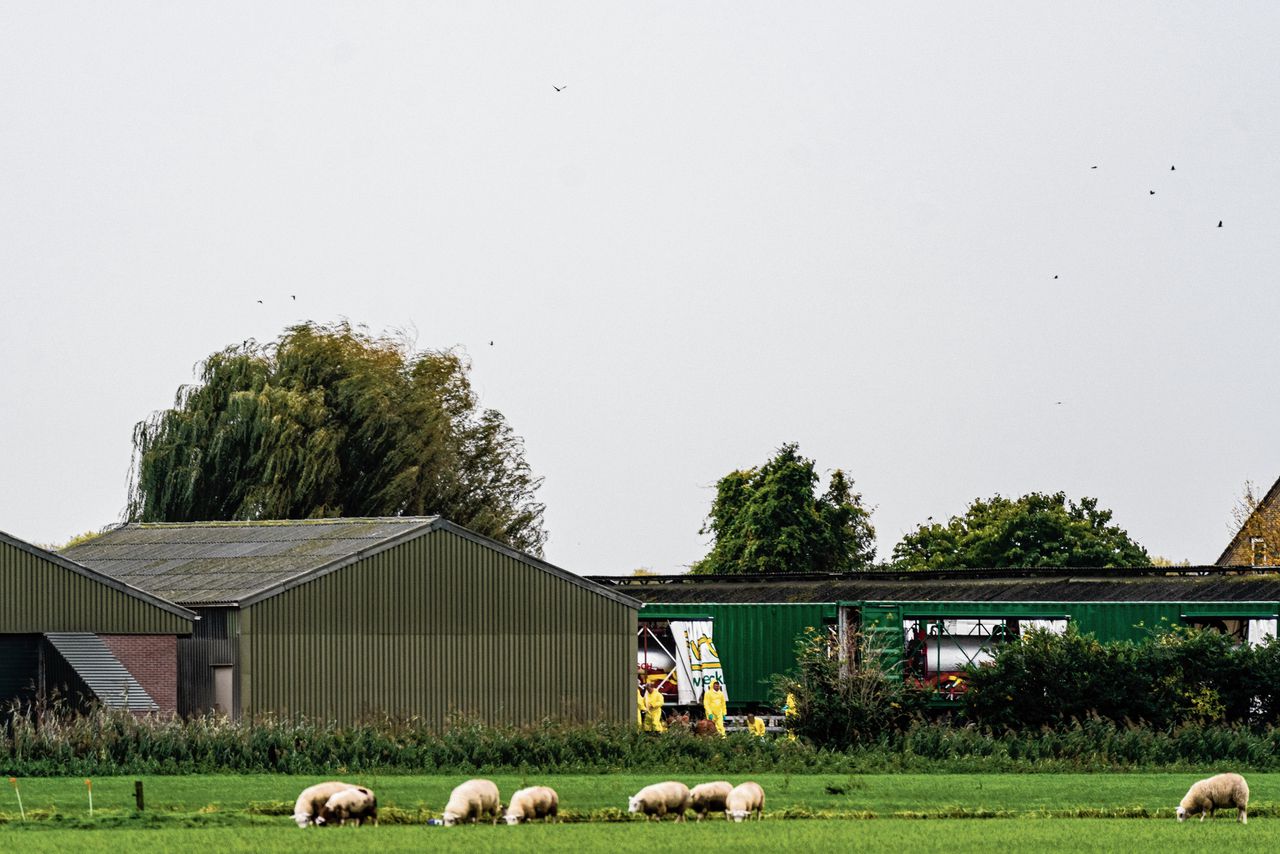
[6,708,1280,776]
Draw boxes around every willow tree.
[127,322,546,554]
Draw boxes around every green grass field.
[1,773,1274,851]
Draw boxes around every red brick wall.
[98,634,178,715]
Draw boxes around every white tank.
[637,649,674,671]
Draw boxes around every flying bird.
[1149,190,1156,195]
[1053,275,1059,279]
[1091,165,1098,169]
[1218,221,1223,227]
[257,300,263,304]
[553,85,566,91]
[291,294,296,300]
[1170,165,1176,171]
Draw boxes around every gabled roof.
[1,529,196,621]
[1216,475,1280,565]
[590,566,1280,605]
[62,517,641,609]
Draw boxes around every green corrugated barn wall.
[0,538,192,635]
[642,603,836,708]
[642,598,1280,709]
[237,529,637,726]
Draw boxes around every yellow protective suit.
[783,692,798,742]
[703,683,727,737]
[747,716,766,737]
[644,687,666,732]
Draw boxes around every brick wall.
[1219,483,1280,567]
[98,634,178,715]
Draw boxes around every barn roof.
[590,566,1280,605]
[63,518,640,609]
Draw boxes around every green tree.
[691,443,876,574]
[127,322,546,554]
[891,491,1149,570]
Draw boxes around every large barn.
[63,517,640,725]
[1,530,195,714]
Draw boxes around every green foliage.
[692,443,876,574]
[892,491,1150,570]
[774,628,928,748]
[963,625,1273,730]
[127,322,545,554]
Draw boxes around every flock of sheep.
[291,772,1249,828]
[291,777,766,827]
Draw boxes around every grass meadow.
[1,773,1275,851]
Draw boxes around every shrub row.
[6,708,1280,776]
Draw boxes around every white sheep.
[1177,773,1249,824]
[443,778,502,826]
[627,781,691,821]
[503,786,559,824]
[294,781,354,828]
[725,781,765,822]
[689,781,733,821]
[317,786,378,827]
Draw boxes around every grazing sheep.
[443,778,502,826]
[627,781,691,822]
[503,786,559,824]
[294,781,354,828]
[725,781,765,822]
[1177,773,1249,824]
[317,786,378,827]
[689,781,733,821]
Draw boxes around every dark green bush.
[963,625,1275,729]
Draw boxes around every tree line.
[125,321,1153,571]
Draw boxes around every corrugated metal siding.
[178,608,239,716]
[0,541,192,634]
[644,603,834,707]
[239,530,635,726]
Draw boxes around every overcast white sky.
[3,3,1278,573]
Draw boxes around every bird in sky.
[1149,190,1156,195]
[1091,165,1098,169]
[1218,221,1223,227]
[257,299,263,304]
[553,85,566,91]
[489,341,494,346]
[1053,275,1059,279]
[291,295,296,300]
[1170,165,1176,171]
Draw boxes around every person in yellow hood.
[783,691,798,742]
[644,683,666,732]
[746,713,766,738]
[703,679,727,737]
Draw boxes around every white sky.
[2,3,1278,573]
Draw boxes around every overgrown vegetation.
[9,704,1280,776]
[962,625,1280,730]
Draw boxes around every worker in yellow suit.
[783,692,798,742]
[746,713,766,738]
[703,679,727,737]
[644,683,666,732]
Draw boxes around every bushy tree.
[691,443,876,574]
[128,322,546,553]
[774,627,926,747]
[962,625,1271,730]
[892,491,1149,570]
